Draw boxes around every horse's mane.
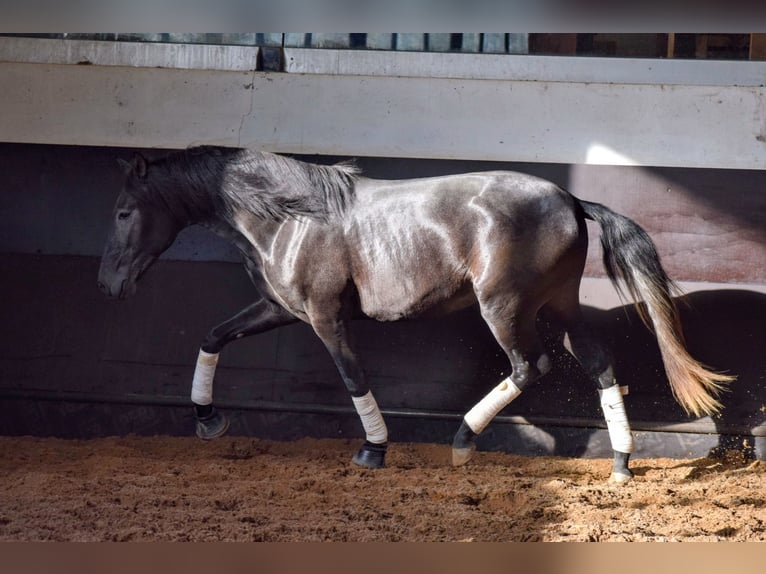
[129,146,360,224]
[218,147,360,222]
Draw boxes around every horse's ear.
[117,154,148,179]
[131,153,148,179]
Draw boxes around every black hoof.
[351,441,387,469]
[610,451,633,484]
[195,407,230,440]
[451,419,478,466]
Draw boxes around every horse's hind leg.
[192,299,298,439]
[452,301,552,466]
[545,285,634,483]
[310,314,388,469]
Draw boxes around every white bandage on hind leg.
[351,391,388,444]
[599,384,634,454]
[464,378,522,435]
[191,349,219,405]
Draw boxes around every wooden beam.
[750,33,766,60]
[528,33,578,56]
[695,34,709,59]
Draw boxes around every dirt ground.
[0,435,763,542]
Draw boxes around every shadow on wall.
[607,289,765,457]
[346,287,765,459]
[536,289,765,459]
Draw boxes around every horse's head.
[97,154,183,299]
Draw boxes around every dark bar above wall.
[4,33,761,59]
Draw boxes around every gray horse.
[98,146,731,483]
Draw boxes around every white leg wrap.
[464,378,522,435]
[191,350,219,406]
[351,391,388,444]
[599,384,634,454]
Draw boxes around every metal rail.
[1,388,764,437]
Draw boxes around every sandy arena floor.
[0,435,763,542]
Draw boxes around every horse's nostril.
[97,281,109,295]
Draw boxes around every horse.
[97,146,732,483]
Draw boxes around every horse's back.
[345,172,585,320]
[352,171,582,256]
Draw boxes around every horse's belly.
[356,267,474,321]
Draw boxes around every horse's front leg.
[192,299,298,439]
[310,316,388,469]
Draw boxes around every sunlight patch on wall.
[585,143,640,166]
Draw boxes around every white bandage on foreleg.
[351,391,388,444]
[191,349,219,405]
[599,384,634,453]
[464,378,522,435]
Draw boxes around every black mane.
[129,146,360,223]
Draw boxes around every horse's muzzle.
[97,279,119,299]
[97,277,129,299]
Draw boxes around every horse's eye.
[117,211,131,221]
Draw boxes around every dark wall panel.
[1,143,764,460]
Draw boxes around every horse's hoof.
[608,470,633,485]
[195,408,230,440]
[609,451,633,484]
[351,441,387,469]
[451,419,477,466]
[452,445,475,467]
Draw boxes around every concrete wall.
[3,37,766,169]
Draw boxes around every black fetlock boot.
[352,440,387,469]
[195,405,230,440]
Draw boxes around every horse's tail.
[577,198,733,417]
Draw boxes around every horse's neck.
[202,213,283,264]
[201,218,249,255]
